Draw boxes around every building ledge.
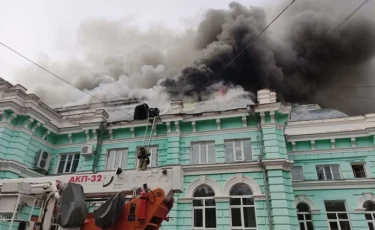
[0,160,45,178]
[293,178,375,190]
[181,159,293,175]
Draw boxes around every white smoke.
[13,18,208,107]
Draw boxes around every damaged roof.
[289,104,348,122]
[107,96,254,122]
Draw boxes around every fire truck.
[0,166,183,230]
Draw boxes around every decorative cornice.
[293,179,375,190]
[285,114,375,140]
[288,146,375,155]
[0,160,45,178]
[182,159,292,175]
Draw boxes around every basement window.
[351,164,366,178]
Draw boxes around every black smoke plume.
[161,1,375,111]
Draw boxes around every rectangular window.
[291,166,304,181]
[224,139,252,162]
[136,146,158,168]
[191,142,215,164]
[57,153,80,173]
[325,201,351,230]
[106,148,128,170]
[351,164,366,178]
[316,165,341,180]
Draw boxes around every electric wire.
[0,41,134,118]
[305,0,370,58]
[186,0,297,94]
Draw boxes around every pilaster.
[267,169,298,230]
[166,134,180,165]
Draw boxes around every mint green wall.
[294,189,374,230]
[290,150,375,180]
[0,127,53,170]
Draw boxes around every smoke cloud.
[13,1,375,115]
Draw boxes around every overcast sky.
[0,0,273,85]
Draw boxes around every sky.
[0,0,272,84]
[1,0,375,116]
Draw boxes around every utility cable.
[186,0,296,94]
[305,0,370,58]
[0,41,134,117]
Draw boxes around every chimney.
[170,100,184,114]
[257,89,276,104]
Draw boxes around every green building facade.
[0,80,374,230]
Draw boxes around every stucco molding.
[285,114,375,140]
[0,160,45,178]
[222,173,263,199]
[289,146,375,155]
[295,195,320,214]
[293,179,375,190]
[354,193,375,212]
[182,162,263,175]
[185,175,222,197]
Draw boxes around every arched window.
[193,185,216,229]
[297,203,314,230]
[229,183,256,229]
[364,201,375,229]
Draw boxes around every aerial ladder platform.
[0,166,183,230]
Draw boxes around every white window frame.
[56,153,80,174]
[105,148,128,170]
[191,141,216,164]
[364,202,375,229]
[297,203,313,230]
[324,201,352,230]
[135,145,158,168]
[316,165,342,180]
[291,166,304,181]
[229,188,257,229]
[193,197,216,230]
[351,163,367,178]
[224,139,252,162]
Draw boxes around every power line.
[315,92,375,100]
[187,0,296,93]
[0,41,134,117]
[305,0,370,58]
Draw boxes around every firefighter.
[137,147,150,171]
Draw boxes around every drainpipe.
[247,105,273,230]
[93,121,107,173]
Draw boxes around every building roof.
[289,104,348,122]
[55,95,255,122]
